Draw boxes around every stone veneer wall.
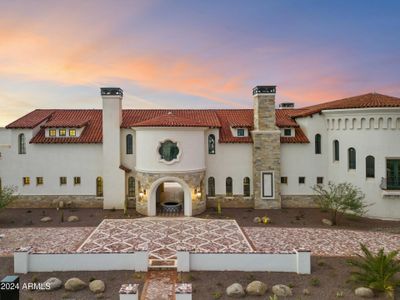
[281,195,319,208]
[8,195,103,208]
[135,171,206,216]
[252,91,281,209]
[206,196,254,208]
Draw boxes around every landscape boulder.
[43,277,62,291]
[226,283,245,297]
[89,280,105,294]
[64,277,87,291]
[354,287,374,298]
[272,284,293,297]
[67,215,80,222]
[246,281,267,296]
[322,218,333,226]
[40,216,52,223]
[253,217,261,224]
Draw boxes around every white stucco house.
[1,86,400,220]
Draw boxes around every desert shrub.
[348,243,400,299]
[310,277,320,287]
[312,182,368,225]
[0,185,17,210]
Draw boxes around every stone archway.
[148,176,192,217]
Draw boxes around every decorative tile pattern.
[77,218,253,259]
[243,227,400,256]
[0,227,95,256]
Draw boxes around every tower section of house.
[252,86,281,209]
[101,87,126,209]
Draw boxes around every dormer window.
[237,128,245,137]
[281,128,294,137]
[69,129,76,137]
[49,129,56,137]
[59,129,66,136]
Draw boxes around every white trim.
[261,171,275,199]
[157,139,182,165]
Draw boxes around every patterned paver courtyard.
[77,218,253,259]
[1,217,400,258]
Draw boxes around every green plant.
[187,274,195,281]
[317,260,325,267]
[310,277,320,287]
[312,182,368,225]
[348,243,400,299]
[212,291,222,299]
[288,283,295,288]
[0,186,17,210]
[89,277,96,282]
[31,275,39,283]
[269,295,278,300]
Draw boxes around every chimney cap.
[253,86,276,95]
[100,87,123,97]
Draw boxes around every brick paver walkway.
[141,270,177,300]
[243,227,400,256]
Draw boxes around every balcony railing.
[380,177,400,190]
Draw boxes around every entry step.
[148,259,177,270]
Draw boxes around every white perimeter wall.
[0,128,102,195]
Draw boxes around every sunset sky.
[1,0,399,126]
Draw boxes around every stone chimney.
[252,85,281,209]
[101,87,125,209]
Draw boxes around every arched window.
[315,134,321,154]
[18,133,26,154]
[348,148,356,169]
[128,176,135,197]
[126,134,133,154]
[226,177,233,196]
[333,140,339,161]
[243,177,250,196]
[208,134,216,154]
[96,177,103,197]
[208,177,215,196]
[366,156,375,178]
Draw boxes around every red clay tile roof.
[292,93,400,118]
[29,110,102,144]
[6,109,54,129]
[280,127,310,144]
[215,110,253,143]
[122,110,221,128]
[9,92,398,145]
[132,112,205,127]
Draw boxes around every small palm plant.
[348,243,400,299]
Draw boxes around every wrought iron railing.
[380,177,400,190]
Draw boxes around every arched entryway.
[148,177,192,217]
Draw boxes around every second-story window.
[237,128,245,136]
[60,177,67,185]
[18,133,26,154]
[59,129,66,136]
[315,134,321,154]
[49,129,56,137]
[126,134,133,154]
[69,129,76,137]
[208,134,216,154]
